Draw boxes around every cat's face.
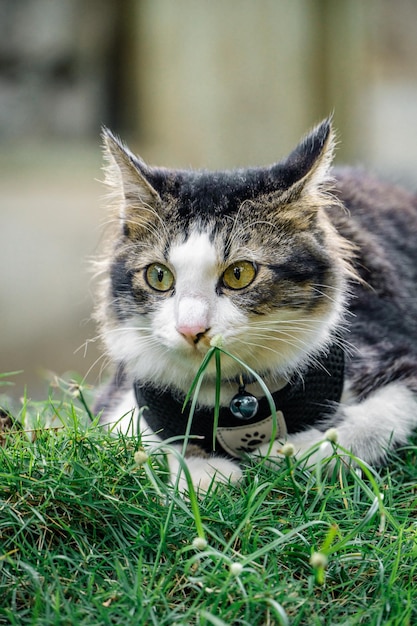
[98,120,352,394]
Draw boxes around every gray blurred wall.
[1,0,417,401]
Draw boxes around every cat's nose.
[176,325,210,345]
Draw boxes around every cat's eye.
[222,261,257,290]
[145,263,175,292]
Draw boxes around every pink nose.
[176,324,210,345]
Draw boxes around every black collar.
[134,343,345,458]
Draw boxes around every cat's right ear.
[101,127,161,235]
[270,118,335,203]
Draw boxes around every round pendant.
[229,390,259,420]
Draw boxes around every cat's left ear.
[101,127,161,229]
[273,117,335,201]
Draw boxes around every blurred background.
[2,0,417,401]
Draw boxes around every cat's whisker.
[244,333,323,363]
[250,317,327,327]
[243,321,320,338]
[243,335,314,352]
[109,333,160,349]
[75,335,102,357]
[233,335,305,356]
[234,328,341,373]
[98,356,113,382]
[231,337,330,374]
[226,211,278,255]
[122,203,171,241]
[313,282,345,293]
[246,325,321,336]
[329,335,356,356]
[225,341,267,371]
[254,332,352,372]
[311,287,342,304]
[104,325,152,334]
[247,321,355,358]
[99,216,124,229]
[81,352,113,385]
[249,317,352,338]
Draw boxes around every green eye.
[222,261,257,290]
[146,263,175,292]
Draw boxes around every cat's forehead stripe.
[169,231,217,274]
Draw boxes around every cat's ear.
[272,118,335,201]
[101,127,161,234]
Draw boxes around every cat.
[94,118,417,492]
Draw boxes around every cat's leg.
[98,389,240,492]
[167,445,243,493]
[258,381,417,466]
[98,388,160,445]
[98,388,140,434]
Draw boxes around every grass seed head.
[325,428,339,443]
[134,450,149,466]
[210,334,224,348]
[310,551,328,569]
[281,442,295,457]
[192,537,208,551]
[229,562,243,576]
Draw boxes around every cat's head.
[97,119,353,394]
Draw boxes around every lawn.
[0,372,416,625]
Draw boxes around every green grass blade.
[217,346,278,452]
[182,346,216,411]
[212,348,222,449]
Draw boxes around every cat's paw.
[187,456,243,493]
[168,451,243,494]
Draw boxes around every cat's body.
[95,120,417,490]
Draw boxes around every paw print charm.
[236,431,267,453]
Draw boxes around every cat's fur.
[95,119,417,491]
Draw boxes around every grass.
[0,364,417,625]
